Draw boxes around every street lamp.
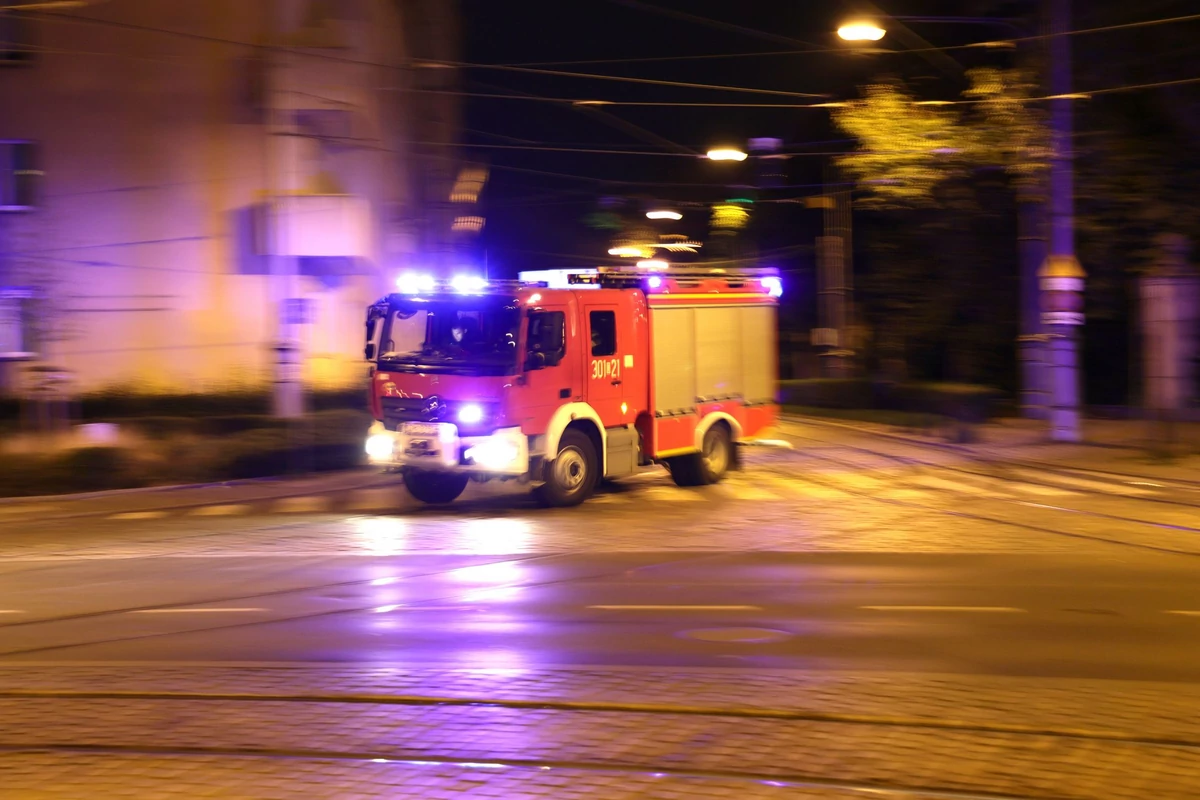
[646,209,683,221]
[706,148,748,162]
[837,21,886,41]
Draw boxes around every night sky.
[457,0,1196,282]
[459,0,1033,277]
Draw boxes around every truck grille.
[381,395,497,436]
[381,396,444,429]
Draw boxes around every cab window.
[527,311,565,367]
[589,310,616,356]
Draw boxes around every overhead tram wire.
[20,10,1200,103]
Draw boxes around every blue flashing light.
[458,404,484,424]
[451,275,487,294]
[396,273,434,295]
[761,276,783,298]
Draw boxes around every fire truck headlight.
[465,440,519,470]
[365,433,395,460]
[457,404,484,424]
[761,276,783,298]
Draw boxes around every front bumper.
[365,422,529,477]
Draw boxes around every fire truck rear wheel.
[403,470,469,505]
[669,423,733,486]
[537,429,599,507]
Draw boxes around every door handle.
[611,379,622,386]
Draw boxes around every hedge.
[779,379,1000,424]
[72,389,368,420]
[0,409,375,498]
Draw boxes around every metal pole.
[267,3,303,418]
[1041,0,1083,442]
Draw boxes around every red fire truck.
[363,266,781,506]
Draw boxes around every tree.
[830,69,1046,387]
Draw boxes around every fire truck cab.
[363,266,780,506]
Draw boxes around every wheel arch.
[693,411,742,451]
[545,402,608,472]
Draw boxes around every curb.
[780,413,1138,454]
[0,467,385,510]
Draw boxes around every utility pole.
[266,1,303,418]
[1039,0,1084,442]
[813,164,852,377]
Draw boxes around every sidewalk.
[785,414,1200,483]
[1,665,1198,798]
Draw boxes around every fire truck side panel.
[740,304,778,407]
[648,298,778,458]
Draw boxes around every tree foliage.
[832,68,1048,208]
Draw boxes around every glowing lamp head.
[636,259,668,271]
[646,275,663,290]
[761,276,783,298]
[457,404,484,425]
[646,210,683,221]
[450,275,487,294]
[837,21,886,41]
[706,148,748,162]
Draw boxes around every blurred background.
[1,0,1198,494]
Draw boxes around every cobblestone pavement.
[2,427,1199,798]
[2,445,1197,559]
[1,666,1200,798]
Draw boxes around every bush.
[0,447,144,497]
[121,416,201,439]
[77,388,368,420]
[887,382,1000,424]
[195,414,291,436]
[0,395,18,423]
[778,379,1001,424]
[777,379,876,409]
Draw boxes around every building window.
[0,5,34,65]
[1,142,38,210]
[589,310,616,357]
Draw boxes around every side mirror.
[364,343,376,361]
[525,351,546,371]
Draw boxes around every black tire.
[696,422,734,484]
[668,423,733,487]
[536,429,599,507]
[403,470,469,504]
[666,454,701,487]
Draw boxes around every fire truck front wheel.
[537,429,599,507]
[403,470,469,505]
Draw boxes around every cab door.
[581,303,625,424]
[515,304,577,436]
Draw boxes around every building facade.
[0,0,465,396]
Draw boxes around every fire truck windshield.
[377,298,521,376]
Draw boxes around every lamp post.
[837,9,1073,430]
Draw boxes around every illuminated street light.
[837,21,886,41]
[608,245,651,258]
[636,259,669,270]
[706,148,748,162]
[646,209,683,221]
